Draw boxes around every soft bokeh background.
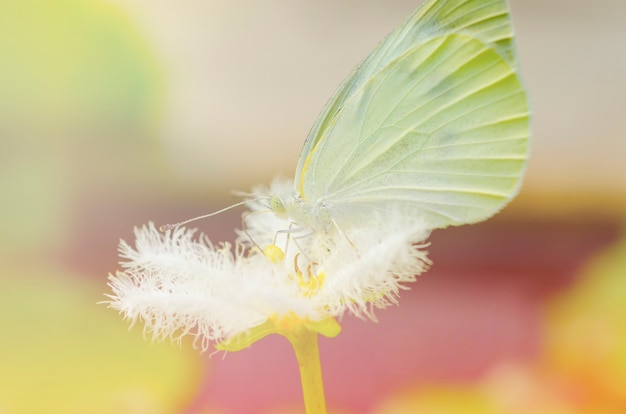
[1,0,625,413]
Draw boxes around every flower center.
[263,244,325,297]
[296,267,325,297]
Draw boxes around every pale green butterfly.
[268,0,530,234]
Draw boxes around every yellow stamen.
[297,271,326,297]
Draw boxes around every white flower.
[106,179,431,351]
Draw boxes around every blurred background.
[1,0,625,413]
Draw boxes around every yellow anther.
[264,244,285,263]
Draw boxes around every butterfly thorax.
[269,192,331,233]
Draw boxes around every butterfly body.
[269,192,333,234]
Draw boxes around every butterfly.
[267,0,529,236]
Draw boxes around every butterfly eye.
[269,195,286,214]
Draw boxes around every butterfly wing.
[296,0,529,229]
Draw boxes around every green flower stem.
[217,317,340,413]
[285,330,328,414]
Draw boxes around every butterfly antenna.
[159,200,249,232]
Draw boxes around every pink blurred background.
[1,0,625,413]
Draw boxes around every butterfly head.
[268,194,289,219]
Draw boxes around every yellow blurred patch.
[0,263,201,414]
[543,227,626,407]
[0,0,161,130]
[371,383,500,414]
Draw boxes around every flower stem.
[285,330,328,414]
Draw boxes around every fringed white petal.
[315,216,431,319]
[107,179,432,351]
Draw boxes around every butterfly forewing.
[295,0,521,185]
[295,0,529,229]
